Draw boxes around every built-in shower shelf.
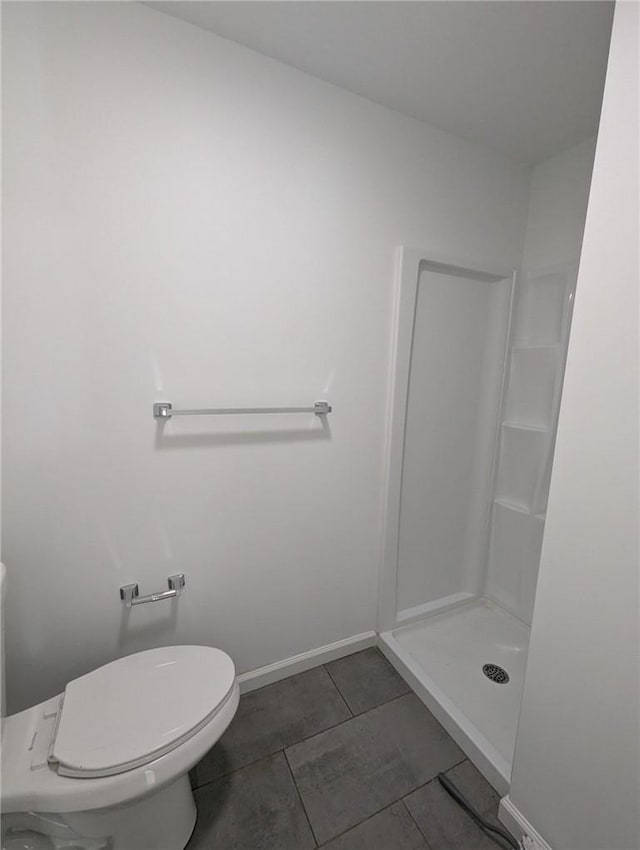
[493,498,547,523]
[504,345,558,429]
[495,424,547,511]
[502,421,549,433]
[512,343,560,352]
[514,269,570,346]
[494,497,530,515]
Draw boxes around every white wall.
[1,2,530,712]
[509,4,639,848]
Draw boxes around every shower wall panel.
[485,138,596,625]
[396,269,511,614]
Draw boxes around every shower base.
[379,596,529,794]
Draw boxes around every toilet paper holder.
[119,574,186,608]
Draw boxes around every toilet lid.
[51,646,235,778]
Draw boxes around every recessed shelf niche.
[486,501,545,623]
[515,272,568,346]
[495,424,547,512]
[504,346,558,429]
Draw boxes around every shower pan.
[378,248,576,794]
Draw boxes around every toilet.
[0,566,239,850]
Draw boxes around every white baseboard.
[499,796,553,850]
[237,631,378,694]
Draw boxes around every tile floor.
[187,648,514,849]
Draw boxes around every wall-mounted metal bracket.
[119,574,186,608]
[153,400,332,420]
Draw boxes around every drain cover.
[482,663,510,684]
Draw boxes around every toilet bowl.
[1,644,239,850]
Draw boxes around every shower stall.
[378,247,577,794]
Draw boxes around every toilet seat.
[1,647,240,815]
[50,646,236,778]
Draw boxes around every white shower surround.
[378,248,515,631]
[378,253,578,791]
[378,248,521,792]
[378,138,596,794]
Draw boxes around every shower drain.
[482,663,510,684]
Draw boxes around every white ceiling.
[147,1,614,165]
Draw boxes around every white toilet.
[1,567,239,850]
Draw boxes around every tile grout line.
[193,660,367,790]
[191,748,323,850]
[327,674,414,719]
[192,705,366,792]
[188,652,505,850]
[194,702,467,797]
[196,687,458,790]
[282,750,467,847]
[441,759,503,819]
[399,797,435,849]
[283,747,320,849]
[399,753,469,804]
[322,663,355,718]
[193,664,474,841]
[196,687,422,791]
[400,755,494,848]
[194,750,465,850]
[192,677,359,791]
[279,688,423,786]
[196,651,417,789]
[193,752,277,793]
[323,648,413,718]
[400,755,499,817]
[347,685,413,718]
[313,800,425,849]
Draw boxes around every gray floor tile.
[194,665,351,786]
[319,802,428,850]
[325,647,410,714]
[286,692,464,844]
[443,759,501,818]
[404,775,513,850]
[187,752,316,850]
